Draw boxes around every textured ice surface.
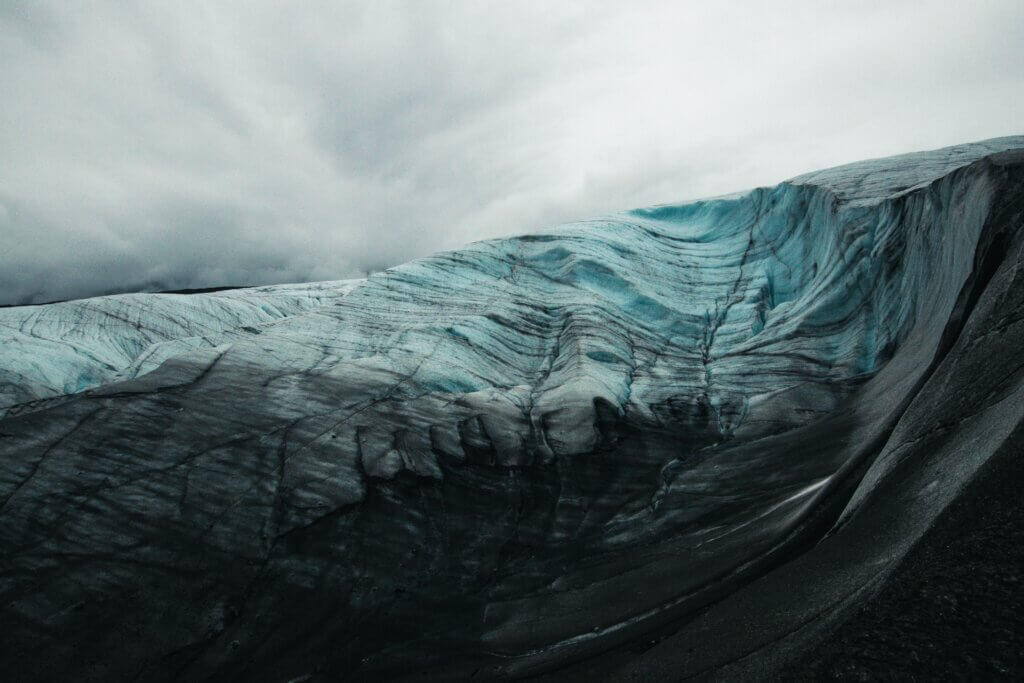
[1,137,1023,681]
[3,139,1019,441]
[0,280,361,415]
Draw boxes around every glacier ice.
[1,136,1023,680]
[0,280,362,415]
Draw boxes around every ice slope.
[1,136,1023,681]
[0,280,362,416]
[3,139,1012,439]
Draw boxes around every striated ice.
[1,137,1023,680]
[0,280,361,415]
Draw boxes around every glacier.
[0,280,362,416]
[1,136,1023,680]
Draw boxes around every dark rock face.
[781,417,1024,680]
[1,138,1023,681]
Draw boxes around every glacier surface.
[1,136,1023,680]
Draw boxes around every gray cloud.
[1,0,1022,304]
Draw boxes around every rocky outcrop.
[1,137,1022,681]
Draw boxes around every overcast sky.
[1,1,1022,305]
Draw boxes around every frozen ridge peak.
[0,136,1020,450]
[1,136,1022,432]
[788,134,1024,203]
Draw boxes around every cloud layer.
[2,0,1022,304]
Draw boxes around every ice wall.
[1,137,1023,681]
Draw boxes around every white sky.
[1,0,1022,304]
